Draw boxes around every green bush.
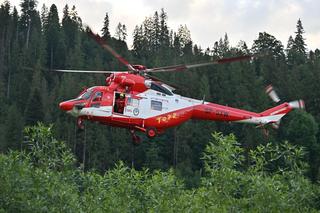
[0,124,319,212]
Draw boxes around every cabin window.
[77,88,94,100]
[127,97,139,107]
[151,100,162,111]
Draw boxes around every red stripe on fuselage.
[82,103,262,133]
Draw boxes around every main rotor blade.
[86,27,135,71]
[53,69,126,74]
[145,55,253,73]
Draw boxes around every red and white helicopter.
[56,29,305,145]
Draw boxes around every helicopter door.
[90,91,103,108]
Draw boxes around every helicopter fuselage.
[59,73,300,138]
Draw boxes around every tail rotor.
[264,85,305,129]
[288,100,305,110]
[265,85,280,103]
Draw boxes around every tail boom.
[192,100,304,126]
[237,100,304,125]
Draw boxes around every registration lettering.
[156,113,178,124]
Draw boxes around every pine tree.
[122,24,127,41]
[252,32,285,59]
[291,19,307,65]
[0,1,12,99]
[132,25,144,57]
[40,4,48,28]
[151,11,160,53]
[115,22,127,41]
[70,5,82,26]
[19,0,38,48]
[177,25,191,50]
[159,8,169,48]
[62,4,80,51]
[101,12,110,40]
[286,35,295,65]
[44,4,61,69]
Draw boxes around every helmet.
[120,93,125,98]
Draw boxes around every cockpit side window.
[92,91,103,102]
[76,88,94,100]
[150,83,173,96]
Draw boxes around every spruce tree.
[159,8,169,48]
[101,12,111,40]
[132,25,144,58]
[44,4,61,69]
[19,0,38,48]
[292,19,307,65]
[40,4,48,27]
[114,23,120,40]
[252,32,285,59]
[286,35,295,65]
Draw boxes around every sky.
[1,0,320,51]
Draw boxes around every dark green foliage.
[0,125,318,211]
[281,110,319,180]
[24,88,44,125]
[3,104,23,150]
[201,133,317,211]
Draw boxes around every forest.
[0,0,320,211]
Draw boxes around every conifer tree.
[101,12,111,40]
[44,4,61,69]
[286,35,295,65]
[115,22,127,41]
[252,32,285,59]
[40,4,48,28]
[19,0,38,48]
[132,25,144,58]
[159,8,169,48]
[292,19,307,65]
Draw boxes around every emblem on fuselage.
[133,108,139,116]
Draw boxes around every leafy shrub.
[0,124,319,212]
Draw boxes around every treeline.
[0,0,320,184]
[1,124,319,212]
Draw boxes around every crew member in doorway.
[115,93,125,114]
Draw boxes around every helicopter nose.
[59,101,74,111]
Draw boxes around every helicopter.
[56,28,305,145]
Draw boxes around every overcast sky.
[2,0,320,51]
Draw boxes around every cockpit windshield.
[76,87,95,100]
